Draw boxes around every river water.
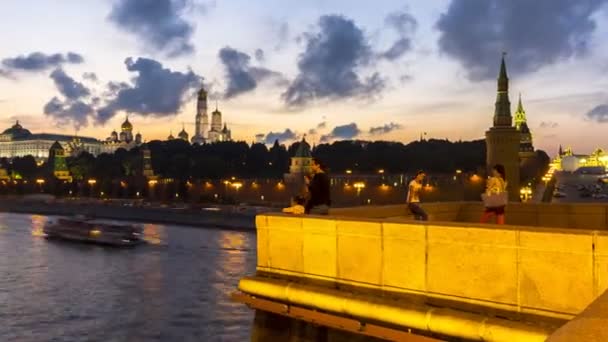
[0,213,256,342]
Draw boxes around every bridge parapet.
[236,208,608,341]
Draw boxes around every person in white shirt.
[407,170,428,221]
[282,196,305,215]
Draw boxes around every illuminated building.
[513,94,535,161]
[485,53,520,201]
[554,146,608,172]
[284,137,312,188]
[48,141,72,181]
[188,86,232,144]
[0,120,101,160]
[102,115,143,153]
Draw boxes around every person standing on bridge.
[305,158,331,215]
[407,170,428,221]
[480,164,508,225]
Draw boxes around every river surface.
[0,213,256,342]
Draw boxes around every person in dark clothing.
[305,158,331,215]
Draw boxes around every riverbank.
[0,197,276,230]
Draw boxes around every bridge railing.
[254,212,608,321]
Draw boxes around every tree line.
[0,138,548,184]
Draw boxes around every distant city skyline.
[1,0,608,154]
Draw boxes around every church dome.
[212,108,221,116]
[2,120,31,137]
[168,132,175,140]
[178,128,189,140]
[295,137,312,158]
[121,117,133,131]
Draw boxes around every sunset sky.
[1,0,608,155]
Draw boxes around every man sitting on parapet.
[305,158,331,215]
[407,170,428,221]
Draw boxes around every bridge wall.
[331,201,608,230]
[254,213,608,320]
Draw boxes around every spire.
[215,100,218,111]
[559,144,563,156]
[514,92,527,130]
[493,52,512,127]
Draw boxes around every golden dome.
[121,116,133,131]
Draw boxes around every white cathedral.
[168,87,232,144]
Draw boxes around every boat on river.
[43,216,144,246]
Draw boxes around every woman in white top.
[480,164,507,224]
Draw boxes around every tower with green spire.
[514,94,535,160]
[48,141,71,181]
[485,53,521,201]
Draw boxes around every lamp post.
[35,179,45,193]
[87,179,96,197]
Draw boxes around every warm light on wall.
[35,179,45,184]
[353,182,365,189]
[88,179,97,185]
[148,179,158,186]
[232,182,243,190]
[378,169,384,174]
[470,174,481,182]
[456,169,462,174]
[346,169,352,174]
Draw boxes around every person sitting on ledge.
[282,196,306,215]
[305,158,331,215]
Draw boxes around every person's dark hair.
[312,158,327,171]
[293,196,306,205]
[416,170,425,177]
[493,164,506,180]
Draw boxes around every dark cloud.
[436,0,606,80]
[586,104,608,123]
[369,122,403,135]
[1,52,84,73]
[320,123,360,142]
[83,72,98,82]
[282,15,385,107]
[219,47,286,98]
[50,68,90,100]
[380,10,417,60]
[254,49,265,62]
[44,69,94,129]
[264,129,297,144]
[539,121,559,128]
[108,0,195,57]
[43,97,94,129]
[97,57,202,123]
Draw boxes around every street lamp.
[353,182,365,195]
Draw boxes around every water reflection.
[0,213,257,342]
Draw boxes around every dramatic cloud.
[97,57,202,123]
[44,68,94,128]
[50,68,90,100]
[219,46,286,98]
[264,129,297,144]
[44,97,94,129]
[436,0,607,80]
[539,121,559,128]
[282,15,385,107]
[83,72,98,82]
[586,104,608,123]
[1,52,84,74]
[320,123,361,142]
[380,10,417,60]
[108,0,195,57]
[369,122,403,135]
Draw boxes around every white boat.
[43,216,144,246]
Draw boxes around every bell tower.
[485,53,521,201]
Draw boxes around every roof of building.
[50,141,63,150]
[294,137,312,158]
[2,120,32,137]
[519,122,531,134]
[178,128,188,139]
